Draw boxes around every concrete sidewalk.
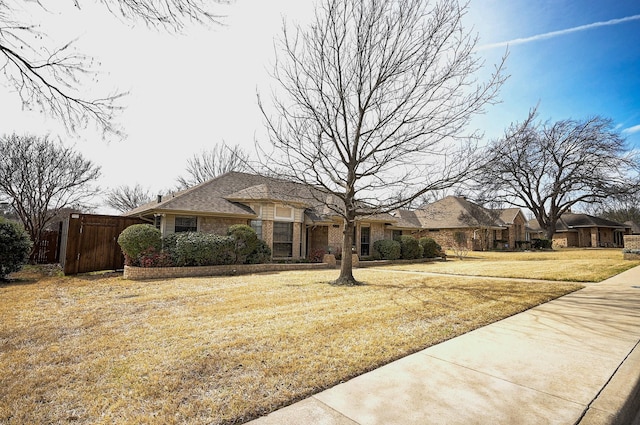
[248,265,640,425]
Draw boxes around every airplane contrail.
[478,14,640,51]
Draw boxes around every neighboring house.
[124,174,534,259]
[410,196,527,251]
[124,172,420,260]
[625,221,640,235]
[528,213,631,248]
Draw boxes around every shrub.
[117,224,162,265]
[227,224,259,264]
[419,237,442,258]
[373,239,401,260]
[171,232,235,267]
[138,247,174,268]
[309,248,326,263]
[246,239,272,264]
[532,238,552,250]
[398,235,421,260]
[162,232,179,257]
[0,218,33,279]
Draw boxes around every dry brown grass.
[388,248,640,282]
[0,263,584,425]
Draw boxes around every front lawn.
[387,248,640,282]
[0,259,587,424]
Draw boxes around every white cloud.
[478,14,640,51]
[623,124,640,135]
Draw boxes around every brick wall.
[328,224,343,253]
[624,235,640,249]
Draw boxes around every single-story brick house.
[124,172,423,260]
[124,173,532,259]
[409,196,528,251]
[528,213,631,248]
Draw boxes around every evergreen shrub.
[399,235,421,259]
[246,239,272,264]
[373,239,401,260]
[0,218,33,279]
[171,232,235,267]
[117,224,162,265]
[419,237,442,258]
[227,224,259,264]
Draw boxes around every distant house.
[410,196,527,251]
[124,172,421,260]
[124,174,537,258]
[625,221,640,235]
[528,213,630,248]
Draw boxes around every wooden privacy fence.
[60,214,145,275]
[30,228,62,264]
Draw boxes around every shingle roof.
[557,213,629,230]
[389,210,423,229]
[496,208,522,225]
[625,221,640,234]
[124,172,338,219]
[414,196,503,229]
[528,213,629,232]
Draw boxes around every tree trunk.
[333,218,361,286]
[544,226,555,242]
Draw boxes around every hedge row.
[372,236,443,260]
[117,224,271,268]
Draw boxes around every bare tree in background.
[586,193,640,224]
[475,108,640,240]
[105,184,153,213]
[176,142,249,189]
[0,134,101,255]
[259,0,505,285]
[0,0,227,136]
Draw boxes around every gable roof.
[414,196,504,229]
[125,172,332,218]
[496,208,523,225]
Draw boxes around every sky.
[2,0,640,213]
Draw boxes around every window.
[360,227,370,256]
[250,220,263,239]
[175,216,197,232]
[454,231,467,245]
[392,230,402,240]
[273,221,293,257]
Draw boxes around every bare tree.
[586,193,640,224]
[0,133,101,254]
[259,0,505,285]
[105,184,153,213]
[457,199,502,251]
[0,0,226,136]
[475,108,640,240]
[176,142,250,189]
